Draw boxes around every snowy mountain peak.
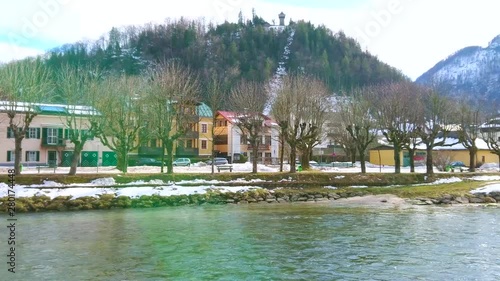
[489,35,500,49]
[416,34,500,101]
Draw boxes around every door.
[81,151,98,167]
[48,151,57,166]
[61,151,73,167]
[102,151,117,167]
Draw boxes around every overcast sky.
[0,0,499,80]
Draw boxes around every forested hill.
[43,14,406,102]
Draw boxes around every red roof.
[216,110,273,124]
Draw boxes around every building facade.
[135,102,214,160]
[214,111,279,164]
[0,102,114,167]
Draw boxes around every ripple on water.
[8,205,500,280]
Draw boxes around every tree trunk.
[468,147,477,172]
[350,147,357,164]
[211,118,216,174]
[408,149,416,173]
[69,144,84,175]
[252,144,258,174]
[394,146,401,174]
[359,151,366,173]
[160,143,166,173]
[165,140,174,174]
[279,137,285,172]
[426,146,434,175]
[301,147,311,170]
[289,146,297,173]
[117,148,128,173]
[14,138,23,175]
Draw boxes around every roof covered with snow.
[0,101,99,116]
[376,137,491,151]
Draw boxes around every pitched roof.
[196,102,213,118]
[217,111,274,125]
[0,101,99,116]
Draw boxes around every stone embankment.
[410,192,500,205]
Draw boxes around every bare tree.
[339,88,377,174]
[56,65,101,175]
[371,82,420,174]
[203,73,228,174]
[456,97,484,172]
[271,75,329,172]
[230,80,268,174]
[295,79,330,170]
[0,59,53,175]
[146,62,200,174]
[417,87,458,175]
[93,75,146,173]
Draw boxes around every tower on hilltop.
[279,12,285,26]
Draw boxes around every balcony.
[247,144,270,151]
[138,146,163,157]
[41,138,66,148]
[176,147,199,157]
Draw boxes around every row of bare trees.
[334,81,500,175]
[2,58,499,176]
[0,59,201,175]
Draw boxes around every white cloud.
[0,42,45,63]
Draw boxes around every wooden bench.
[217,165,233,172]
[36,163,58,173]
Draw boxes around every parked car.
[173,158,191,166]
[135,158,164,166]
[206,157,229,165]
[447,161,468,172]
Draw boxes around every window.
[201,124,208,134]
[47,128,58,144]
[265,136,271,145]
[81,129,94,140]
[26,128,40,139]
[186,140,193,148]
[6,151,15,162]
[25,151,40,162]
[201,140,207,149]
[7,128,14,138]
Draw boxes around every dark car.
[135,158,164,166]
[206,157,229,165]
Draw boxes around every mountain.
[42,13,406,104]
[416,35,500,101]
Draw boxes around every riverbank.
[1,173,500,212]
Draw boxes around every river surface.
[3,203,500,281]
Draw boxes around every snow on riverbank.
[3,174,500,200]
[0,179,263,200]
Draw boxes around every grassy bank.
[0,175,494,213]
[0,171,474,186]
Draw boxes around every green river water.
[2,203,500,281]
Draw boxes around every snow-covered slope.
[416,35,500,101]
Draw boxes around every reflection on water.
[4,204,500,280]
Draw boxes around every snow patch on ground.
[471,184,500,194]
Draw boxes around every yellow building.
[136,102,214,160]
[369,139,498,167]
